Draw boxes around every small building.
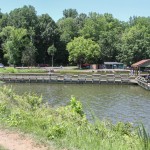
[104,62,124,69]
[131,59,150,74]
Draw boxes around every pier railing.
[0,73,136,84]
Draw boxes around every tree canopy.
[0,26,33,65]
[0,6,150,66]
[67,37,101,65]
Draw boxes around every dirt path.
[0,129,55,150]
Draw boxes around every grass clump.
[0,85,150,150]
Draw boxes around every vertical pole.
[52,55,54,67]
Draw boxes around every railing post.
[29,75,30,83]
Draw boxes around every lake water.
[4,83,150,132]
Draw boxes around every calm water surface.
[5,83,150,132]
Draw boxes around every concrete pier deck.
[0,73,137,84]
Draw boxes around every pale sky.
[0,0,150,22]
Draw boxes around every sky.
[0,0,150,22]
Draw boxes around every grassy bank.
[0,67,47,73]
[55,68,130,75]
[0,86,149,150]
[0,66,130,75]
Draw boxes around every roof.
[104,62,123,65]
[131,59,150,67]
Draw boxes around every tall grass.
[0,86,149,150]
[138,124,150,150]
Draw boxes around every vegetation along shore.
[0,85,150,150]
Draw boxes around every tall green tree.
[0,26,36,66]
[67,37,101,67]
[76,13,87,29]
[0,13,9,29]
[47,44,57,67]
[117,24,150,65]
[57,17,78,43]
[35,14,58,63]
[79,12,107,41]
[21,42,37,66]
[99,15,125,62]
[63,9,78,18]
[8,5,37,30]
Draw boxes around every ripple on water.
[6,83,150,133]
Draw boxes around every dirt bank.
[0,129,54,150]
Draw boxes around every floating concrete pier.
[0,73,137,84]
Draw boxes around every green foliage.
[63,9,78,18]
[21,42,37,66]
[79,12,107,41]
[24,93,42,110]
[0,67,46,73]
[0,5,150,66]
[17,68,46,73]
[0,102,7,114]
[68,96,84,116]
[67,36,101,65]
[35,14,58,64]
[0,86,150,150]
[113,122,134,136]
[47,123,66,139]
[47,44,57,56]
[0,26,36,66]
[4,67,18,73]
[138,124,150,150]
[47,44,57,67]
[8,5,37,29]
[117,23,150,65]
[57,17,78,43]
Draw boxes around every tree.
[63,9,78,18]
[21,42,37,66]
[35,14,58,63]
[99,16,124,62]
[57,17,78,43]
[67,37,101,68]
[0,26,36,66]
[8,5,37,30]
[76,13,87,29]
[47,44,57,67]
[117,24,150,65]
[0,26,27,65]
[79,12,107,41]
[0,12,9,28]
